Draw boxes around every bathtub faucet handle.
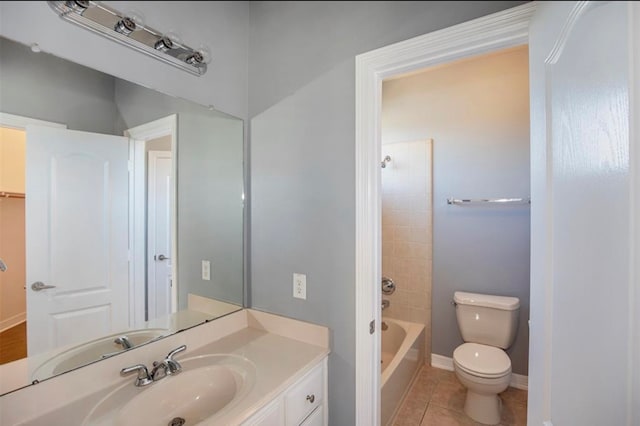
[382,299,390,310]
[382,276,396,295]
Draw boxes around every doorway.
[0,126,26,364]
[126,115,178,327]
[146,142,173,321]
[380,45,530,425]
[353,3,536,424]
[0,112,177,363]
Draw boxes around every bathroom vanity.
[0,309,330,425]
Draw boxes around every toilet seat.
[453,343,511,379]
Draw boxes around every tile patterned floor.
[391,366,527,426]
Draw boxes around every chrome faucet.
[120,364,153,387]
[164,345,186,374]
[0,258,7,272]
[114,336,133,349]
[122,345,187,386]
[382,299,390,310]
[150,344,186,380]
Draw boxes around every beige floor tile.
[426,366,458,384]
[420,404,476,426]
[499,401,527,426]
[411,369,438,398]
[393,404,426,426]
[394,367,528,426]
[500,387,528,406]
[429,379,467,413]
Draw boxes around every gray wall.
[114,80,244,308]
[382,47,531,374]
[0,37,117,134]
[248,2,527,424]
[0,1,250,119]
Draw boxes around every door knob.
[155,254,170,261]
[31,281,56,291]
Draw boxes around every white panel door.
[26,126,130,356]
[147,151,172,320]
[529,1,634,425]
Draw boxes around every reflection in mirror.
[0,36,244,394]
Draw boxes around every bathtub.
[381,318,425,426]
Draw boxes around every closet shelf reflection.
[0,191,25,199]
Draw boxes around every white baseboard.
[0,313,25,333]
[431,353,528,390]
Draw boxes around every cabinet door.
[285,363,324,426]
[300,406,323,426]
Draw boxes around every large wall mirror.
[0,36,245,395]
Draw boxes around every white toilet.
[452,291,520,425]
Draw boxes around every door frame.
[125,115,178,327]
[354,3,537,424]
[146,149,172,320]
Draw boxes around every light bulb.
[114,17,136,35]
[67,0,91,14]
[196,45,212,64]
[126,9,145,29]
[165,31,182,46]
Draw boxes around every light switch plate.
[202,260,211,281]
[293,273,306,300]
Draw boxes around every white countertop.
[0,309,330,426]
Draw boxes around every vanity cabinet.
[242,357,327,426]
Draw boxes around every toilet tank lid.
[454,291,520,311]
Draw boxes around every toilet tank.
[454,291,520,349]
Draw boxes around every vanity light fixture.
[48,1,210,76]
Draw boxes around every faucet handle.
[166,344,186,360]
[165,345,186,374]
[120,364,153,387]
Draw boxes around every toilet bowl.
[453,342,511,425]
[452,291,520,425]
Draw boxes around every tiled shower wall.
[381,139,432,359]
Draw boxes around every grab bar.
[446,197,530,205]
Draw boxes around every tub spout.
[382,299,390,310]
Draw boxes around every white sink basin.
[31,328,168,381]
[82,354,256,426]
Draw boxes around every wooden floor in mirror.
[0,322,27,365]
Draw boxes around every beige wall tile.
[382,139,433,359]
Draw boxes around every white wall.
[0,1,249,119]
[382,46,530,374]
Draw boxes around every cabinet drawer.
[284,363,324,426]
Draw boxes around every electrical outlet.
[202,260,211,281]
[293,273,306,300]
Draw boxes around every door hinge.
[369,320,375,334]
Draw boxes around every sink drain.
[168,417,186,426]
